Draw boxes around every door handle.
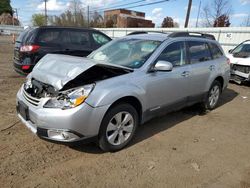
[181,71,190,77]
[209,65,215,71]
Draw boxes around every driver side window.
[156,41,186,67]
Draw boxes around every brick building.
[104,9,155,28]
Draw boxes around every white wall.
[97,27,250,52]
[0,25,24,35]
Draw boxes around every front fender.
[85,82,146,110]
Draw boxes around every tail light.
[226,58,231,65]
[20,45,40,52]
[22,65,30,70]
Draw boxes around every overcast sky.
[11,0,250,27]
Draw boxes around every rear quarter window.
[209,43,223,59]
[16,28,35,44]
[187,41,212,63]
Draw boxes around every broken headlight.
[44,84,95,109]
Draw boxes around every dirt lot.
[0,36,250,188]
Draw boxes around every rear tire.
[98,103,138,152]
[202,80,222,111]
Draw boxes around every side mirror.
[154,60,173,72]
[228,49,233,54]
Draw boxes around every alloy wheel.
[106,111,134,146]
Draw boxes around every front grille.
[232,64,250,74]
[22,87,41,106]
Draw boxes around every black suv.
[13,26,111,74]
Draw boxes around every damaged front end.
[230,52,250,84]
[230,64,250,84]
[23,77,95,109]
[22,54,132,109]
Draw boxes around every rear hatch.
[14,28,37,62]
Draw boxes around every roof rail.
[127,31,169,36]
[168,32,216,40]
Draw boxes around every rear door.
[61,29,92,57]
[36,28,63,60]
[185,40,214,101]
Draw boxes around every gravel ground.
[0,36,250,188]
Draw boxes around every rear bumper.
[13,59,35,75]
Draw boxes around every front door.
[144,41,191,113]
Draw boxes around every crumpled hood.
[30,54,132,90]
[227,53,250,66]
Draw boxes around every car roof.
[123,32,217,42]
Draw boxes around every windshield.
[233,42,250,54]
[88,38,161,68]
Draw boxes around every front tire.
[98,103,138,152]
[202,80,222,110]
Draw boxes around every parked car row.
[16,30,231,151]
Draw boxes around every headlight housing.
[44,84,95,109]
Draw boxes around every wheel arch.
[104,96,143,125]
[214,76,224,89]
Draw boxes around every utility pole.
[87,5,89,28]
[195,0,201,27]
[184,0,192,28]
[14,8,19,20]
[44,0,48,26]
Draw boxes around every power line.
[89,0,169,14]
[89,0,133,12]
[90,0,146,12]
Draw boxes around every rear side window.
[63,30,90,48]
[25,29,37,44]
[187,41,212,63]
[16,28,35,44]
[157,41,186,67]
[16,29,29,42]
[209,43,223,59]
[92,32,110,45]
[37,30,60,44]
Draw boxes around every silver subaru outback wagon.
[16,32,230,151]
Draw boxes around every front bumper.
[16,87,110,143]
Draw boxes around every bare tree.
[202,0,232,27]
[49,0,87,27]
[241,15,250,27]
[90,11,104,28]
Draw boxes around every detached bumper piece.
[230,64,250,84]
